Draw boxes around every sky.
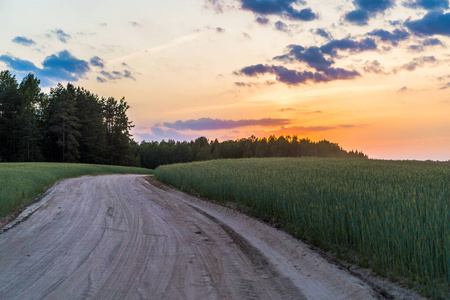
[1,0,449,160]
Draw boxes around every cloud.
[0,55,39,72]
[97,69,136,83]
[345,9,370,25]
[397,86,409,92]
[12,36,36,47]
[235,81,254,87]
[274,21,290,33]
[345,0,395,25]
[403,0,449,10]
[255,16,270,25]
[280,108,296,111]
[216,27,225,33]
[51,29,71,43]
[206,0,318,20]
[363,60,388,74]
[236,64,359,85]
[405,10,450,36]
[42,50,89,76]
[237,37,376,86]
[0,50,89,86]
[163,117,290,131]
[400,55,436,71]
[314,28,332,39]
[409,37,444,51]
[319,37,377,57]
[129,21,141,27]
[90,56,105,68]
[440,82,450,89]
[367,29,410,46]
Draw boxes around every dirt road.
[0,175,420,299]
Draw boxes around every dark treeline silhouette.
[137,136,367,169]
[0,71,136,165]
[1,71,367,168]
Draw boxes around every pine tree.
[45,83,81,162]
[17,73,45,161]
[0,71,20,161]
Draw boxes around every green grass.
[154,157,449,299]
[0,162,152,218]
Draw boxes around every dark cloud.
[237,36,376,86]
[409,37,444,51]
[403,0,449,10]
[274,21,290,33]
[164,117,290,131]
[42,51,90,77]
[275,46,333,71]
[345,9,370,25]
[397,86,409,92]
[345,0,395,25]
[12,36,36,47]
[216,27,225,33]
[255,16,270,25]
[315,28,332,39]
[236,64,359,85]
[90,56,105,68]
[405,10,450,36]
[240,0,317,21]
[401,55,436,71]
[51,29,71,43]
[97,77,107,83]
[368,29,410,46]
[320,37,377,56]
[0,50,89,86]
[280,108,296,111]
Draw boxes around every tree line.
[1,71,367,168]
[0,71,136,165]
[137,136,367,169]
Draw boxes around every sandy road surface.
[0,175,419,299]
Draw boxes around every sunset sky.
[1,0,449,160]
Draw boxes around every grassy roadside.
[154,158,449,299]
[0,162,152,219]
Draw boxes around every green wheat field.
[155,157,449,298]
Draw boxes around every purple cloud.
[163,117,291,131]
[368,29,410,46]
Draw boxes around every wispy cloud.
[12,36,36,47]
[108,32,203,64]
[51,29,71,43]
